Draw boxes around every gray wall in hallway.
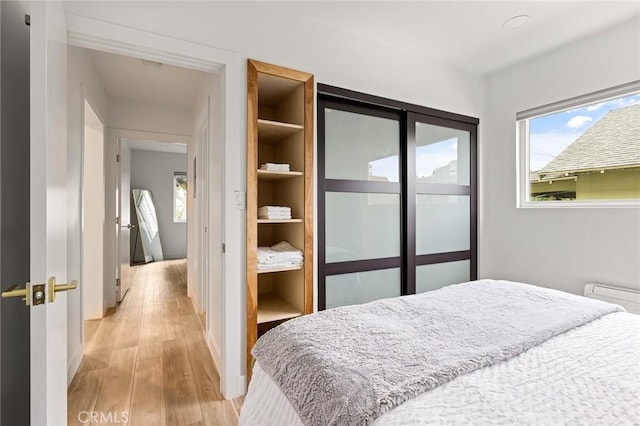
[131,150,187,260]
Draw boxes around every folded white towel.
[259,206,291,212]
[257,241,303,265]
[260,163,290,172]
[258,206,292,220]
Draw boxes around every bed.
[239,280,640,425]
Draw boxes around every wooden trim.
[257,219,302,224]
[257,170,303,181]
[304,76,314,315]
[246,59,314,379]
[245,60,259,379]
[248,59,313,82]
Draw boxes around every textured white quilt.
[249,280,624,425]
[241,309,640,425]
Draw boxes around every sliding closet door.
[318,85,478,310]
[318,100,404,310]
[407,113,477,294]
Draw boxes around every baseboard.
[67,344,84,386]
[206,331,222,375]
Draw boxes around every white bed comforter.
[240,311,640,425]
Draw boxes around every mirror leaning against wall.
[132,188,164,263]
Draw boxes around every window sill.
[518,200,640,209]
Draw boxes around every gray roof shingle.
[539,104,640,175]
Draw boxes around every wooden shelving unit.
[257,170,303,181]
[246,59,314,378]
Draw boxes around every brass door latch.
[1,277,77,306]
[48,277,78,302]
[2,283,46,306]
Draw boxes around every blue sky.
[529,93,640,171]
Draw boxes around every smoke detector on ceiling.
[502,15,531,30]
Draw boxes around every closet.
[317,84,478,310]
[246,60,314,374]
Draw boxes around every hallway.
[68,259,238,425]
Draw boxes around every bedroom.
[0,1,638,425]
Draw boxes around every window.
[517,81,640,206]
[173,172,187,222]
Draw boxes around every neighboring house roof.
[418,160,458,184]
[539,104,640,175]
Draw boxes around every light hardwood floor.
[68,259,240,426]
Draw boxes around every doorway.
[71,42,224,379]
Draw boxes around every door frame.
[66,16,245,397]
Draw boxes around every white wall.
[63,1,486,394]
[103,97,193,309]
[108,97,193,136]
[130,149,187,260]
[66,45,108,382]
[82,120,105,320]
[481,18,640,295]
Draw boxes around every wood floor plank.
[163,338,203,425]
[113,308,143,349]
[69,259,237,426]
[189,346,223,425]
[129,357,165,426]
[68,368,106,426]
[92,347,137,426]
[77,343,114,374]
[84,319,102,344]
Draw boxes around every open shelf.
[257,219,302,224]
[257,170,303,181]
[258,119,303,144]
[257,265,303,274]
[247,59,313,380]
[257,293,303,324]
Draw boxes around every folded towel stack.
[258,206,291,220]
[257,241,303,270]
[260,163,290,172]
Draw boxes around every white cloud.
[566,115,592,130]
[586,102,605,112]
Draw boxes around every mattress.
[240,311,640,425]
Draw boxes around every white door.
[117,139,133,301]
[30,2,71,425]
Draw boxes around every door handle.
[1,284,31,305]
[48,277,78,302]
[122,224,136,230]
[2,282,46,306]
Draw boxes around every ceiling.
[271,1,640,74]
[90,49,208,109]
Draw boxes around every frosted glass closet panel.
[326,268,401,309]
[325,108,400,182]
[416,260,471,293]
[325,192,400,263]
[415,122,470,185]
[416,195,470,255]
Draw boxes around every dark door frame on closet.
[317,83,479,311]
